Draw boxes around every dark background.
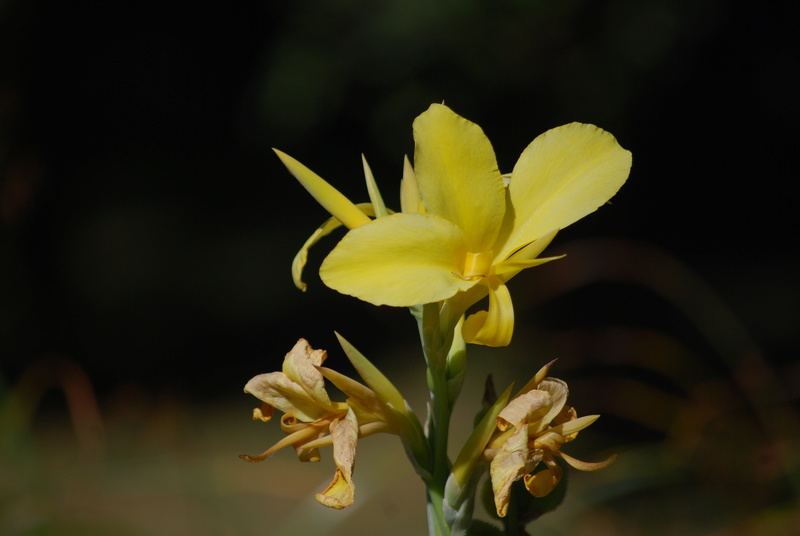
[2,2,799,534]
[2,0,798,400]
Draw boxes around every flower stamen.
[462,250,493,279]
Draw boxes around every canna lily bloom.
[485,363,616,517]
[240,339,402,508]
[277,103,632,346]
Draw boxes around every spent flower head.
[240,338,405,508]
[484,363,617,517]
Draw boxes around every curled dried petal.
[490,422,543,517]
[496,390,551,431]
[523,458,563,498]
[315,408,358,508]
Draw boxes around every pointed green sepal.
[334,332,407,417]
[334,332,432,479]
[446,316,467,405]
[451,383,514,488]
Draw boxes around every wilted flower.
[485,363,616,517]
[240,339,402,508]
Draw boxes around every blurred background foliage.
[1,0,798,534]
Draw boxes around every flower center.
[462,251,493,279]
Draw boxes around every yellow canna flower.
[277,103,632,346]
[484,363,616,517]
[240,339,402,509]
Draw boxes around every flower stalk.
[242,103,630,535]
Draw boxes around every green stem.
[430,360,452,487]
[427,486,449,536]
[418,303,456,536]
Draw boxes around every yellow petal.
[244,372,329,422]
[282,339,335,407]
[293,217,343,292]
[492,230,561,283]
[362,154,388,218]
[292,203,377,291]
[498,123,632,260]
[533,430,567,451]
[244,340,344,421]
[492,255,563,277]
[315,408,358,509]
[502,229,558,263]
[239,416,328,462]
[302,421,393,451]
[400,155,423,214]
[320,213,477,307]
[239,423,323,462]
[560,451,618,472]
[412,104,505,252]
[549,414,600,438]
[531,378,569,434]
[552,404,578,429]
[289,419,327,462]
[496,389,551,431]
[489,422,541,517]
[461,276,514,347]
[274,149,371,230]
[523,462,563,498]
